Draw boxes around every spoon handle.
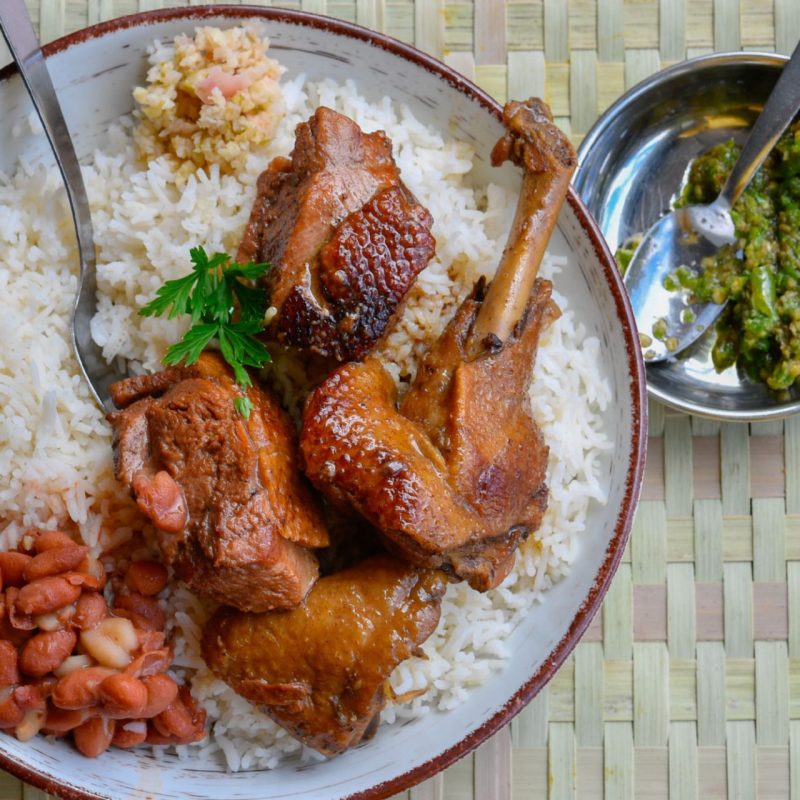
[0,0,95,274]
[719,39,800,210]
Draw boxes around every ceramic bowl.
[574,52,797,420]
[0,6,646,798]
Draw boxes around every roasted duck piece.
[301,98,575,590]
[202,555,445,755]
[237,106,436,361]
[108,352,329,612]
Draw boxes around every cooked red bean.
[72,593,108,631]
[73,715,115,758]
[113,593,165,632]
[52,666,116,710]
[20,630,77,677]
[16,577,81,616]
[125,560,168,597]
[111,720,147,749]
[0,641,20,688]
[140,674,179,719]
[125,648,172,679]
[0,691,23,728]
[0,552,31,587]
[24,545,88,582]
[34,531,76,553]
[98,674,148,719]
[42,705,93,734]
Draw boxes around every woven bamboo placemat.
[3,1,799,798]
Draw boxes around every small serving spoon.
[624,39,800,363]
[0,0,125,411]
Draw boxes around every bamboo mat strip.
[1,2,795,798]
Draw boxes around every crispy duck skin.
[202,555,445,756]
[108,352,329,612]
[300,98,575,590]
[300,279,556,590]
[237,106,436,361]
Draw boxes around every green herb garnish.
[140,246,272,418]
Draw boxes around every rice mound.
[133,26,285,176]
[0,55,611,770]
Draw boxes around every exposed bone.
[469,98,576,357]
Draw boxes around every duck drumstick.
[469,98,577,357]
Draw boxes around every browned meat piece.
[300,279,555,591]
[300,98,575,590]
[237,106,435,361]
[108,352,329,612]
[202,555,445,756]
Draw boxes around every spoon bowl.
[622,206,727,362]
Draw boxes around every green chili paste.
[623,121,800,391]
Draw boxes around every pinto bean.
[0,641,20,688]
[15,708,46,741]
[73,715,115,758]
[152,688,206,744]
[62,570,105,592]
[52,666,116,710]
[125,561,168,597]
[125,648,172,679]
[140,674,179,719]
[24,545,89,582]
[14,684,45,711]
[98,674,148,719]
[42,705,93,734]
[111,719,147,749]
[80,617,138,670]
[73,593,108,631]
[16,577,81,616]
[113,593,165,632]
[0,552,31,587]
[132,470,188,533]
[20,630,77,677]
[5,588,34,631]
[0,689,24,728]
[34,531,78,553]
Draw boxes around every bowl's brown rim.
[0,5,648,800]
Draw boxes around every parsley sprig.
[139,246,272,418]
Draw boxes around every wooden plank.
[633,642,669,745]
[409,774,442,800]
[597,0,624,60]
[669,722,698,799]
[664,415,693,516]
[604,722,633,800]
[721,423,750,515]
[474,727,511,800]
[414,0,444,56]
[659,0,685,59]
[756,641,789,745]
[697,642,726,745]
[511,688,548,746]
[543,0,568,61]
[726,721,757,800]
[474,0,506,64]
[668,563,696,658]
[753,498,786,582]
[507,50,545,102]
[713,0,740,50]
[694,499,723,581]
[631,501,667,584]
[575,643,603,746]
[548,722,576,800]
[603,563,633,659]
[724,562,754,658]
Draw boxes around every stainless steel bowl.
[575,51,798,421]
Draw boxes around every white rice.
[0,66,611,770]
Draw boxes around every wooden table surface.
[3,1,800,798]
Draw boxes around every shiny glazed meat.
[201,555,445,755]
[108,352,328,612]
[237,106,435,361]
[300,279,556,591]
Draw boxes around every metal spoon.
[624,38,800,364]
[0,0,124,411]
